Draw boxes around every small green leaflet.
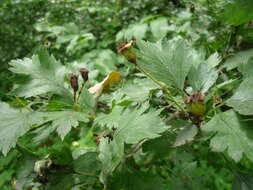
[137,39,192,90]
[0,102,45,155]
[203,110,253,162]
[227,77,253,115]
[9,50,72,100]
[98,105,167,183]
[46,111,89,140]
[78,88,96,113]
[222,0,253,26]
[188,53,220,93]
[173,125,198,147]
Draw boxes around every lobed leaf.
[0,102,45,155]
[137,39,192,90]
[227,77,253,115]
[203,110,253,162]
[9,50,72,100]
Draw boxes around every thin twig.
[15,96,33,111]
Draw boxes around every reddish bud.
[70,75,79,92]
[79,68,89,82]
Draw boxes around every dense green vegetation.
[1,0,253,189]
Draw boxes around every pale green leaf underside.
[137,39,192,90]
[203,110,253,162]
[227,77,253,115]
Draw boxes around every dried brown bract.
[117,40,136,64]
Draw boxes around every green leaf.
[143,133,172,160]
[108,170,166,190]
[46,111,89,140]
[47,174,75,190]
[0,102,44,155]
[170,161,208,190]
[202,110,253,162]
[206,52,221,68]
[71,127,97,159]
[222,0,253,26]
[188,63,218,93]
[73,152,101,175]
[78,88,96,113]
[227,77,253,115]
[116,23,148,41]
[32,123,55,143]
[150,17,169,40]
[137,39,192,89]
[173,125,198,147]
[98,105,167,183]
[188,52,220,93]
[0,170,14,187]
[98,137,124,184]
[238,58,253,78]
[9,50,72,100]
[233,172,253,190]
[115,107,167,144]
[223,49,253,70]
[15,154,37,190]
[94,50,117,74]
[95,106,124,129]
[121,78,158,102]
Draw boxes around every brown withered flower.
[117,40,136,64]
[70,75,79,92]
[79,68,89,82]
